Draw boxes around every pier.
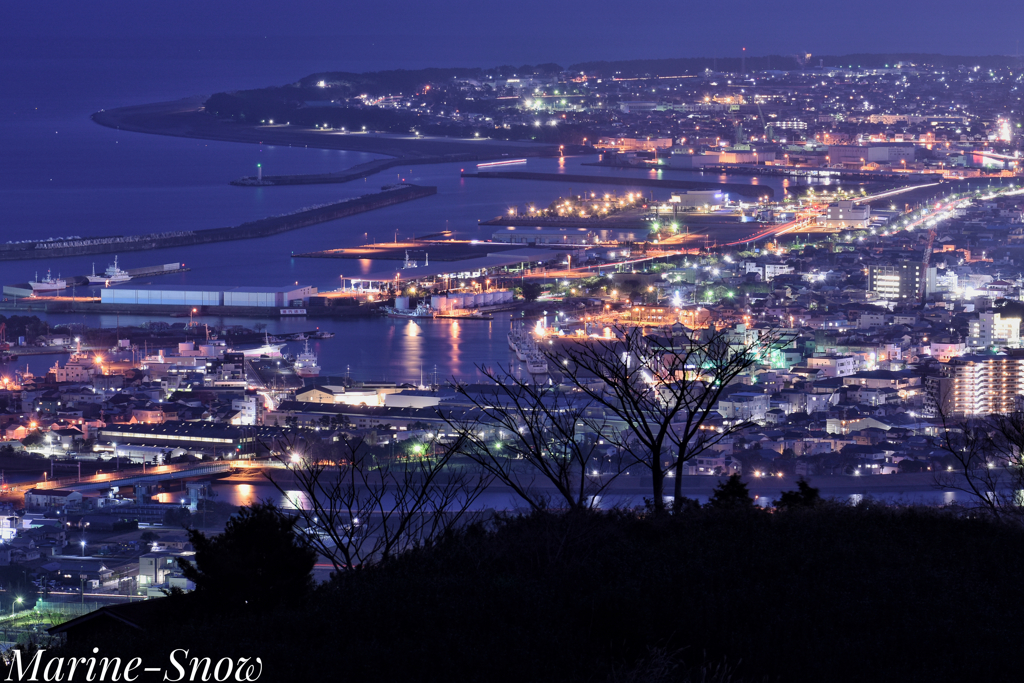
[461,170,773,199]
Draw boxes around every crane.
[920,226,937,303]
[754,98,772,142]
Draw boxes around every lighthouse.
[257,163,262,183]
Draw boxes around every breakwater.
[234,155,515,187]
[462,171,773,199]
[0,185,437,261]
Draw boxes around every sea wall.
[0,185,437,261]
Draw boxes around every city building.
[868,263,936,301]
[806,355,860,378]
[823,200,871,230]
[942,354,1024,416]
[968,311,1022,350]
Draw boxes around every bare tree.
[444,365,624,512]
[264,432,491,573]
[934,408,1024,522]
[546,325,785,515]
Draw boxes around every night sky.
[4,0,1024,70]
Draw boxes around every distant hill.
[568,53,1022,77]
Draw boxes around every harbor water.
[1,43,846,384]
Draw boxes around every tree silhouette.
[177,502,316,612]
[521,281,543,302]
[707,474,755,510]
[775,478,821,509]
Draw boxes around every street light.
[80,540,86,557]
[12,597,22,616]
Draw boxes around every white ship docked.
[384,302,436,319]
[29,270,67,293]
[508,320,546,372]
[293,339,321,378]
[87,256,131,285]
[525,353,549,376]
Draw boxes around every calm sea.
[0,47,835,383]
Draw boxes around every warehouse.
[100,284,316,308]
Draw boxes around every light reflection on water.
[210,482,980,512]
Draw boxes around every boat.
[526,353,548,375]
[86,256,131,285]
[311,330,335,339]
[293,339,321,378]
[384,303,436,319]
[29,270,67,293]
[230,333,285,358]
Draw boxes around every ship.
[230,333,286,358]
[526,353,549,375]
[384,303,436,319]
[508,320,537,361]
[29,270,67,293]
[87,256,131,285]
[293,339,321,378]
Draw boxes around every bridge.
[14,460,285,494]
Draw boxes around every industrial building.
[96,423,268,456]
[100,284,316,308]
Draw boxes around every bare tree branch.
[264,432,492,573]
[544,325,787,514]
[444,365,624,511]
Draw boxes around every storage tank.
[431,295,447,311]
[502,290,513,303]
[394,296,410,310]
[447,294,462,309]
[484,292,495,305]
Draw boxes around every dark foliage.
[707,473,755,509]
[521,281,543,302]
[162,506,192,528]
[176,502,316,613]
[774,478,822,509]
[56,505,1024,682]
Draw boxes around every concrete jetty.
[462,170,774,199]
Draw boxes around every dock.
[461,170,773,199]
[3,262,189,298]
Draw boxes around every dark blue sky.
[4,0,1024,69]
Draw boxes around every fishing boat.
[29,270,67,293]
[230,333,286,358]
[526,353,548,375]
[384,303,436,319]
[86,256,131,285]
[293,339,321,378]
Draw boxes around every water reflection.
[236,484,256,506]
[280,490,312,510]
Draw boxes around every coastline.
[92,98,565,164]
